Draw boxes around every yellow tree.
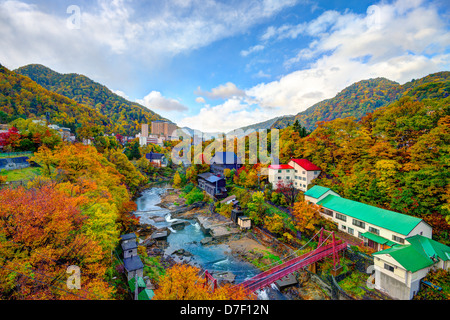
[291,201,322,237]
[173,171,182,188]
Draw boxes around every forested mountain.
[236,72,450,133]
[289,77,402,131]
[15,64,168,136]
[0,64,110,133]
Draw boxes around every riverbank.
[153,187,332,300]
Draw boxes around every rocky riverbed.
[134,187,334,300]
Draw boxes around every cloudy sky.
[1,0,449,132]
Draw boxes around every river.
[133,187,288,300]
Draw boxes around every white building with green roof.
[373,235,450,300]
[305,185,450,300]
[304,185,432,251]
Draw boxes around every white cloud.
[137,91,188,112]
[247,0,450,115]
[181,0,450,131]
[178,98,273,132]
[195,97,206,104]
[195,82,246,100]
[241,45,265,57]
[112,89,129,100]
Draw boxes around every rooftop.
[123,255,144,272]
[290,159,321,171]
[120,233,137,241]
[268,164,294,170]
[373,235,450,272]
[317,194,423,236]
[304,185,332,199]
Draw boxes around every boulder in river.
[171,221,189,231]
[200,237,214,245]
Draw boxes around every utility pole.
[134,273,138,300]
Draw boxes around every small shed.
[230,208,244,224]
[120,233,137,245]
[123,255,144,281]
[238,216,251,230]
[121,239,138,259]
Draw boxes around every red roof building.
[268,164,294,170]
[290,159,321,171]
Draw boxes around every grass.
[264,202,297,233]
[249,248,283,270]
[0,167,42,182]
[338,271,373,299]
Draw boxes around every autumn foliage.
[153,264,254,300]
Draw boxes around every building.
[373,235,450,300]
[238,216,252,230]
[210,152,242,177]
[287,159,321,191]
[123,255,144,281]
[120,233,144,281]
[151,121,177,140]
[267,159,321,191]
[121,238,138,259]
[145,152,167,167]
[198,172,227,199]
[141,124,149,138]
[305,185,432,251]
[267,164,295,189]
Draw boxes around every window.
[303,177,306,181]
[295,182,298,186]
[335,213,347,222]
[369,226,379,235]
[286,176,290,180]
[358,232,364,239]
[392,235,405,244]
[278,170,282,173]
[314,171,319,175]
[384,263,394,272]
[352,219,365,229]
[295,170,298,173]
[348,228,354,235]
[278,177,281,180]
[286,170,290,173]
[342,225,346,230]
[321,208,333,217]
[302,171,306,174]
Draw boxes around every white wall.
[268,168,294,189]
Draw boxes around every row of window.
[276,169,320,175]
[320,209,406,244]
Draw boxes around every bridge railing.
[244,242,347,292]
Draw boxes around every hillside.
[0,64,110,133]
[237,72,450,133]
[275,78,450,244]
[15,64,168,136]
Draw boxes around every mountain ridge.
[15,64,169,136]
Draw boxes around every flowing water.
[134,187,288,300]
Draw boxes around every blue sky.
[0,0,449,132]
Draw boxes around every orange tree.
[0,186,114,300]
[153,264,254,300]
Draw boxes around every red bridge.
[235,228,347,293]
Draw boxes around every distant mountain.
[15,64,169,136]
[0,64,109,132]
[233,72,450,133]
[227,116,292,137]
